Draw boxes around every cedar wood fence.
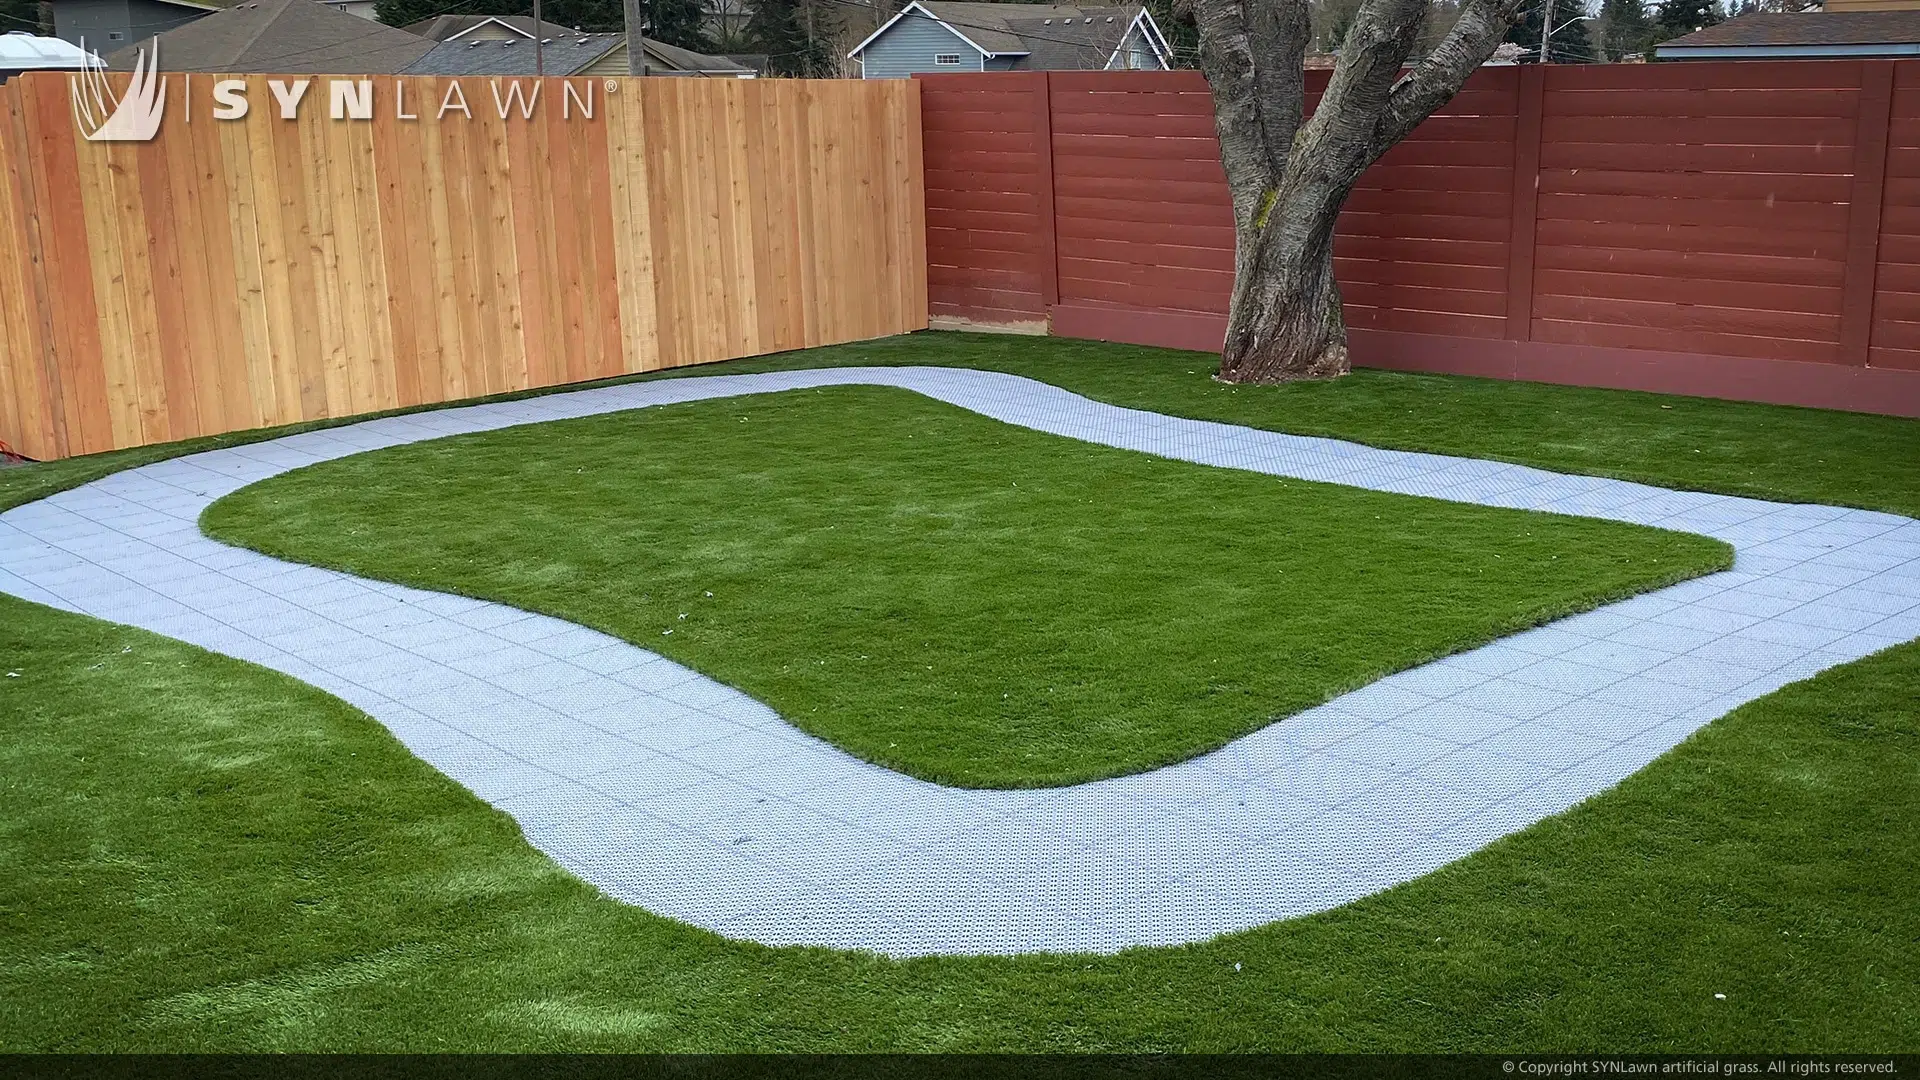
[0,75,927,461]
[919,63,1920,417]
[3,63,1918,461]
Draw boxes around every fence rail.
[919,63,1920,416]
[0,74,928,461]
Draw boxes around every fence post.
[1839,62,1895,368]
[1031,71,1060,315]
[1504,64,1544,344]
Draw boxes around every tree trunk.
[1191,0,1528,385]
[1219,184,1350,383]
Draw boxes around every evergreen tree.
[1655,0,1720,40]
[1595,0,1653,58]
[746,0,836,75]
[0,0,48,34]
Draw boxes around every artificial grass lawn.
[203,386,1725,788]
[3,332,1918,1049]
[4,608,1916,1049]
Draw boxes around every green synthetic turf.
[202,386,1723,788]
[4,332,1918,1049]
[3,610,1915,1050]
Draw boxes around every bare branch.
[1380,0,1527,145]
[1294,0,1428,184]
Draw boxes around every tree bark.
[1220,183,1349,382]
[1192,0,1527,384]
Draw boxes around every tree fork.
[1192,0,1527,384]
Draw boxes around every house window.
[107,30,124,39]
[933,53,961,64]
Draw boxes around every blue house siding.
[858,14,981,78]
[1105,22,1164,69]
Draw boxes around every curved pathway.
[3,366,1918,956]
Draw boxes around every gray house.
[50,0,220,52]
[849,1,1170,78]
[102,0,433,71]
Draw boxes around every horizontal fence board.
[1537,192,1852,232]
[1536,218,1848,261]
[1541,114,1857,147]
[1348,307,1507,339]
[1058,236,1233,273]
[1544,62,1868,92]
[1539,167,1853,203]
[1542,141,1856,174]
[1335,258,1509,292]
[1059,273,1228,315]
[1535,246,1846,288]
[1545,88,1862,118]
[1535,268,1843,315]
[1532,293,1840,341]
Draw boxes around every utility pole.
[1540,0,1554,63]
[625,0,646,75]
[533,0,543,75]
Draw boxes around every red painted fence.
[918,63,1920,416]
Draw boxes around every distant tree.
[0,0,47,34]
[1505,0,1598,61]
[1146,0,1199,67]
[1310,0,1459,54]
[1414,0,1463,54]
[747,0,837,74]
[1594,0,1654,58]
[705,0,757,51]
[1310,0,1366,49]
[642,0,714,49]
[1655,0,1720,39]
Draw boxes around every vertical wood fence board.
[0,74,925,460]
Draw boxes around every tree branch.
[1380,0,1527,145]
[1192,0,1311,230]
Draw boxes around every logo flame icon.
[69,38,165,143]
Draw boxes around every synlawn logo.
[67,40,601,144]
[70,38,165,143]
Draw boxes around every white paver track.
[3,367,1917,956]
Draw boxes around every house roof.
[1657,11,1920,56]
[849,2,1160,67]
[403,14,585,42]
[401,14,752,73]
[640,36,753,72]
[106,0,436,72]
[0,32,92,70]
[401,32,621,76]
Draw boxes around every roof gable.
[849,1,1006,60]
[850,1,1160,66]
[401,32,621,76]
